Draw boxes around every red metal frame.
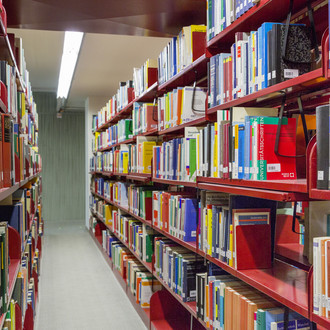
[198,182,309,202]
[308,136,330,200]
[197,176,308,193]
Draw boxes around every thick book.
[2,114,11,187]
[316,105,330,189]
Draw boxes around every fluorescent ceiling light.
[57,31,84,99]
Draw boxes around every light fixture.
[57,31,84,99]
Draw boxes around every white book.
[181,87,207,123]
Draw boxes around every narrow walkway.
[35,219,147,330]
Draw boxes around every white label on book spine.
[284,69,299,78]
[267,163,281,173]
[238,166,243,173]
[318,171,324,180]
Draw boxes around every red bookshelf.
[88,1,330,327]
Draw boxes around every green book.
[257,309,266,330]
[189,138,197,181]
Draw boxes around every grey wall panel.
[35,92,85,222]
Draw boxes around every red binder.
[235,224,271,270]
[2,113,11,187]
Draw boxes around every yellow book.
[104,205,113,226]
[207,206,212,256]
[122,152,128,173]
[142,141,156,174]
[213,122,218,177]
[229,224,233,267]
[10,299,15,330]
[95,132,100,151]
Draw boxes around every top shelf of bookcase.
[206,0,325,53]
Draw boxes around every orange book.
[247,299,278,330]
[206,284,209,327]
[232,289,259,330]
[176,88,183,125]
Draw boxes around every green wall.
[35,92,85,222]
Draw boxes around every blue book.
[265,309,308,330]
[223,0,227,30]
[172,36,177,77]
[183,198,198,242]
[238,124,245,179]
[172,139,178,180]
[243,115,256,180]
[174,254,179,293]
[261,23,279,89]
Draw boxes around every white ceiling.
[8,28,171,109]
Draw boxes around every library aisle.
[35,219,147,330]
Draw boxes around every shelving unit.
[88,0,330,328]
[0,8,44,329]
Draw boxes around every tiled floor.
[35,219,147,330]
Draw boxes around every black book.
[316,105,330,189]
[274,24,312,84]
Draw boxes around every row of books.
[152,190,199,242]
[158,25,206,85]
[199,192,274,270]
[112,215,155,263]
[154,239,207,302]
[132,102,157,136]
[206,0,256,42]
[10,35,39,121]
[94,118,133,151]
[109,235,162,308]
[132,58,158,98]
[0,183,41,253]
[153,107,297,182]
[0,114,41,189]
[196,272,310,329]
[208,24,312,108]
[157,87,206,131]
[0,54,38,133]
